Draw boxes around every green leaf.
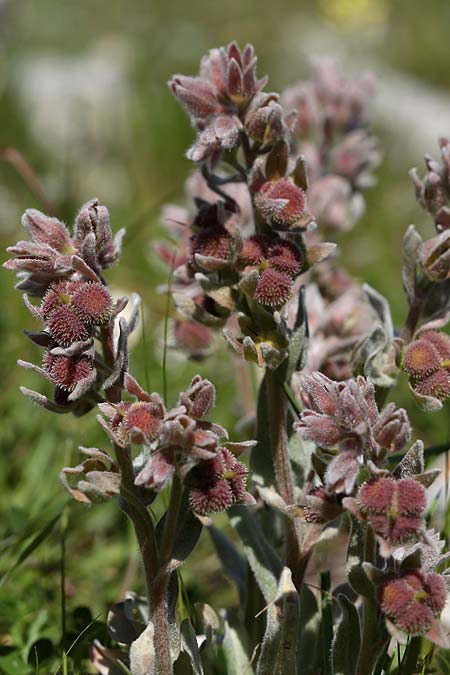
[347,517,374,598]
[228,505,282,604]
[208,524,246,603]
[222,611,254,675]
[288,432,315,488]
[286,286,307,380]
[0,512,61,586]
[251,374,275,488]
[157,492,203,570]
[180,619,204,675]
[402,224,422,305]
[256,567,299,675]
[0,650,31,675]
[331,594,361,675]
[297,582,322,675]
[129,622,155,675]
[393,439,424,478]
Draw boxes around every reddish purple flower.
[46,305,90,345]
[359,477,426,545]
[43,352,95,393]
[402,331,450,404]
[71,282,113,324]
[188,446,252,515]
[380,570,446,636]
[254,268,293,308]
[254,178,307,231]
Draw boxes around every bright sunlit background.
[1,0,450,671]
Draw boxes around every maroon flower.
[71,282,113,324]
[188,446,252,515]
[46,305,90,345]
[254,178,307,231]
[254,268,293,308]
[43,352,95,393]
[402,331,450,404]
[380,570,447,636]
[359,477,426,545]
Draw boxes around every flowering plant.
[5,41,450,675]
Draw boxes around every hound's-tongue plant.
[5,41,450,675]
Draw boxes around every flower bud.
[245,94,285,145]
[372,403,411,453]
[169,76,221,119]
[180,375,216,419]
[22,209,72,252]
[419,230,450,282]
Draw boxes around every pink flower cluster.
[170,42,285,164]
[295,373,411,493]
[100,374,255,515]
[4,201,126,410]
[282,59,379,232]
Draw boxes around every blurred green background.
[1,0,450,671]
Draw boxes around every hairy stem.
[356,527,387,675]
[114,446,159,610]
[400,297,423,343]
[265,368,305,590]
[152,476,184,675]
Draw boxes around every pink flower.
[380,571,447,636]
[359,477,426,544]
[254,178,308,231]
[402,331,450,404]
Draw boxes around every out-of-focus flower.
[419,229,450,281]
[300,282,376,380]
[410,138,450,229]
[330,130,380,187]
[281,59,377,233]
[307,175,365,232]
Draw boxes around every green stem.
[265,369,305,590]
[321,571,333,675]
[152,476,184,675]
[401,636,421,675]
[114,446,159,612]
[355,527,387,675]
